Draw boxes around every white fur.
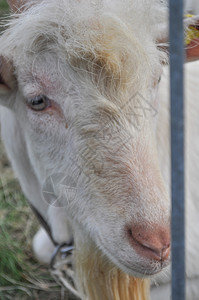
[32,227,55,264]
[0,0,198,298]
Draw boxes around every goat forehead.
[1,0,167,42]
[0,0,167,81]
[13,29,156,93]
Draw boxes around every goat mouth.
[98,237,168,277]
[114,259,167,278]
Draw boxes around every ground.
[0,1,74,299]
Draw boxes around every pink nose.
[127,224,170,262]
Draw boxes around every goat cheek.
[26,109,62,134]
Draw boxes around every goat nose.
[127,224,170,262]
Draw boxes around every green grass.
[0,142,73,299]
[0,0,9,10]
[0,149,28,293]
[0,178,32,286]
[0,0,9,33]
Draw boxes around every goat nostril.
[143,242,170,261]
[127,228,133,237]
[127,225,171,262]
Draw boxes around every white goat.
[0,0,199,299]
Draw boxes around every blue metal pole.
[169,0,186,299]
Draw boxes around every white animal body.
[0,0,199,299]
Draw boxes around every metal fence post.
[169,0,186,299]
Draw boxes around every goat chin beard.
[74,234,150,300]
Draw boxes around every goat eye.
[27,95,50,111]
[158,76,161,83]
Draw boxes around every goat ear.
[0,56,16,108]
[185,15,199,62]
